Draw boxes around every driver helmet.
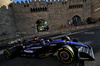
[34,36,40,41]
[40,38,44,41]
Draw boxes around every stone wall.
[0,0,100,41]
[0,0,16,40]
[48,1,67,30]
[68,0,92,22]
[91,0,100,20]
[12,0,68,36]
[83,0,92,22]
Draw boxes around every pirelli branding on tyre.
[57,48,74,63]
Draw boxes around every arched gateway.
[36,19,49,32]
[71,15,81,26]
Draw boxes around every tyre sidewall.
[4,50,12,59]
[57,48,74,63]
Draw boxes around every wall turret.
[0,0,13,9]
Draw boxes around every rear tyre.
[4,50,12,59]
[3,47,19,59]
[57,48,74,63]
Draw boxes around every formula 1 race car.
[3,36,95,63]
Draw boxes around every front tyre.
[57,48,74,63]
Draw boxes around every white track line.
[52,30,88,39]
[0,50,4,55]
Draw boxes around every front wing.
[78,45,95,60]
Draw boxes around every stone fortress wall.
[0,0,100,41]
[91,0,100,20]
[12,0,91,35]
[0,0,16,40]
[12,0,68,35]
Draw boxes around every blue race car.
[4,36,95,63]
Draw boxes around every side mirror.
[61,36,70,41]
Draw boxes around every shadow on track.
[0,54,84,66]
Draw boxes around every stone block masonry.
[0,0,100,41]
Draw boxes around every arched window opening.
[40,8,42,11]
[24,5,26,7]
[36,19,49,32]
[45,7,47,11]
[27,4,29,7]
[38,8,40,11]
[43,7,45,11]
[33,8,35,12]
[36,8,38,12]
[30,8,33,12]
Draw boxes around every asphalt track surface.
[0,27,100,66]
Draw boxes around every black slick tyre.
[3,47,19,59]
[4,50,12,59]
[57,48,74,63]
